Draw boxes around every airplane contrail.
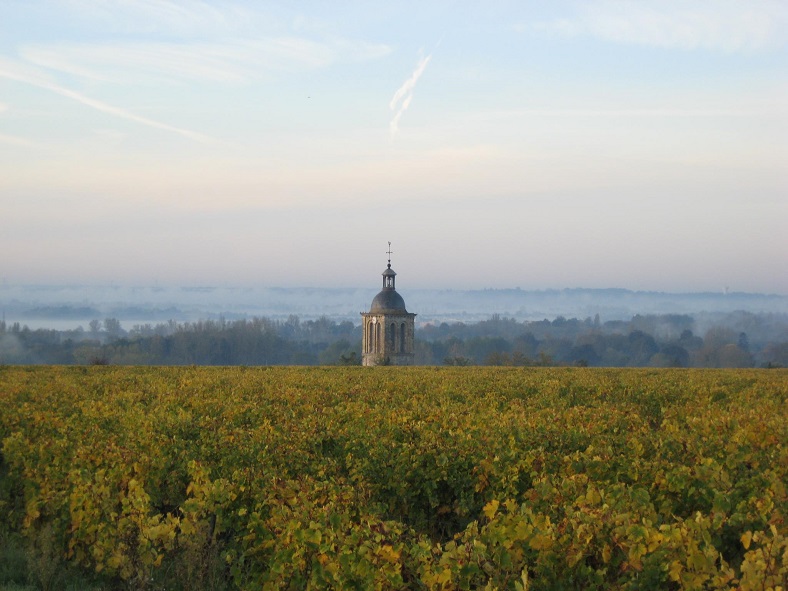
[389,53,432,137]
[0,63,211,143]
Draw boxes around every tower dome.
[370,289,407,313]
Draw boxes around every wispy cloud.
[22,41,302,84]
[1,99,38,147]
[488,108,759,119]
[389,54,432,137]
[0,59,210,142]
[21,36,391,85]
[527,0,788,52]
[62,0,251,36]
[0,133,38,148]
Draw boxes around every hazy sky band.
[0,1,786,293]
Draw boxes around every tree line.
[418,313,785,368]
[0,311,786,367]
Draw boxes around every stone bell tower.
[361,243,416,366]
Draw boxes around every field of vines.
[1,366,786,590]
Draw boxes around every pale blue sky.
[1,1,786,293]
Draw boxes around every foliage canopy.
[1,366,786,589]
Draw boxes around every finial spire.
[386,241,393,268]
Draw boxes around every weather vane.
[386,241,393,266]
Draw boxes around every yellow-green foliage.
[1,366,786,590]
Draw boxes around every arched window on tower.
[375,322,381,353]
[400,323,406,353]
[389,323,396,351]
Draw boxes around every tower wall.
[361,312,416,366]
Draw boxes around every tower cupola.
[382,264,396,289]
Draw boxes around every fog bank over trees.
[1,284,786,329]
[2,284,785,367]
[1,310,786,369]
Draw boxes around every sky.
[1,0,786,294]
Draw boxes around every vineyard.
[1,366,786,590]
